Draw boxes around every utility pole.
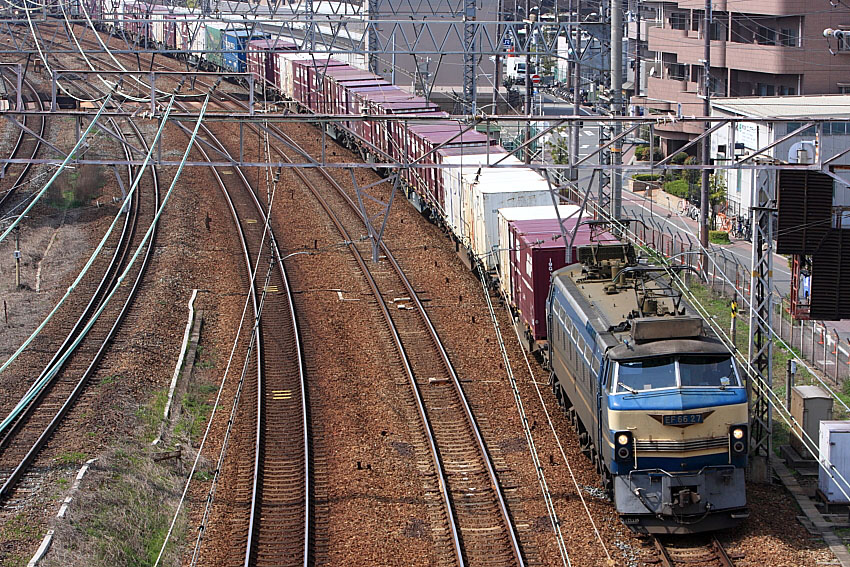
[634,0,641,98]
[748,172,775,483]
[524,2,535,164]
[611,0,623,219]
[493,0,504,112]
[571,0,581,173]
[367,0,378,74]
[700,0,712,263]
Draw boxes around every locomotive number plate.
[662,413,704,425]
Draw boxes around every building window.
[670,12,687,30]
[786,122,817,136]
[827,122,848,135]
[757,26,776,45]
[778,85,796,95]
[780,28,799,47]
[757,83,775,96]
[668,63,688,80]
[839,84,850,94]
[710,19,726,41]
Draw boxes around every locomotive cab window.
[679,355,740,388]
[615,356,677,392]
[612,354,741,393]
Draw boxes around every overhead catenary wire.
[0,93,205,442]
[474,261,578,567]
[0,88,115,246]
[154,99,287,567]
[0,93,176,381]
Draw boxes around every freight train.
[51,3,750,534]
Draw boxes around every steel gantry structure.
[4,2,850,480]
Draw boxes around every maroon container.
[246,39,293,92]
[406,127,491,210]
[509,219,617,340]
[291,59,347,111]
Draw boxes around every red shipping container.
[509,219,618,341]
[247,39,292,93]
[291,59,347,112]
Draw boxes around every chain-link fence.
[556,183,850,387]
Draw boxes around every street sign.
[531,74,541,85]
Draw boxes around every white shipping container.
[819,421,850,503]
[276,52,303,99]
[466,167,553,271]
[441,151,512,246]
[151,9,168,46]
[187,20,207,63]
[497,204,582,301]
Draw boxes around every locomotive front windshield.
[614,355,740,393]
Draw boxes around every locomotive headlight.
[730,425,748,457]
[614,431,633,464]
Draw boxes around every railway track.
[251,110,525,566]
[0,58,158,502]
[69,25,525,566]
[163,99,310,567]
[0,67,45,212]
[652,535,739,567]
[24,30,312,565]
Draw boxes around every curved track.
[57,24,525,566]
[0,68,45,212]
[236,99,526,567]
[166,99,310,567]
[0,66,159,501]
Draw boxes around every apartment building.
[628,0,850,153]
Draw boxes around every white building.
[711,95,850,222]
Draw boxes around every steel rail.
[185,114,309,567]
[45,38,305,567]
[0,49,139,450]
[243,104,526,565]
[653,535,736,567]
[0,69,45,211]
[0,105,159,500]
[76,29,521,564]
[239,103,523,564]
[163,95,308,567]
[254,126,465,565]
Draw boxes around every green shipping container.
[205,24,224,69]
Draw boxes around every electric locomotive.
[546,243,749,534]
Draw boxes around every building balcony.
[648,26,804,73]
[660,0,809,16]
[626,19,660,40]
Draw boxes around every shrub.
[709,230,731,244]
[632,173,661,182]
[663,178,689,198]
[670,152,689,165]
[634,145,663,161]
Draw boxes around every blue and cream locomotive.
[546,243,749,534]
